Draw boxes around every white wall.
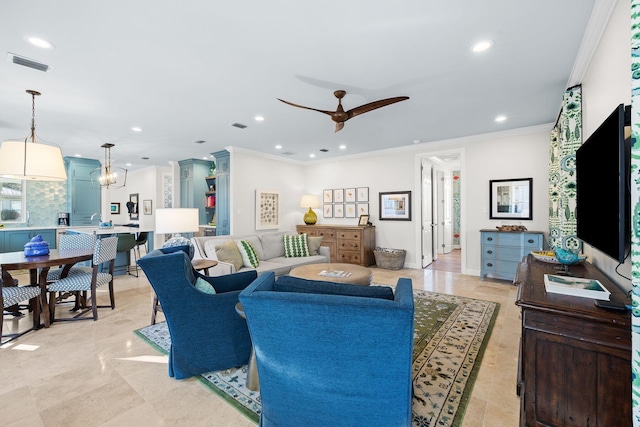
[230,126,551,273]
[229,148,306,235]
[580,0,632,291]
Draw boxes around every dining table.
[0,248,94,328]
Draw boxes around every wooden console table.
[296,225,375,266]
[515,254,631,426]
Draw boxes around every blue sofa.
[138,249,255,379]
[239,272,414,427]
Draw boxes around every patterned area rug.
[134,288,499,426]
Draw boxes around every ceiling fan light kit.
[277,90,409,132]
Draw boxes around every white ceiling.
[0,0,599,171]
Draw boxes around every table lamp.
[155,208,199,258]
[300,194,320,225]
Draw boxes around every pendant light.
[90,143,127,189]
[0,90,67,181]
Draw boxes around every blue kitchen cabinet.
[64,157,101,226]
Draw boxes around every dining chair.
[46,233,97,281]
[47,236,118,322]
[134,232,149,260]
[1,278,41,343]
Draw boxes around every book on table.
[318,270,352,278]
[543,274,610,300]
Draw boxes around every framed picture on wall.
[379,191,411,221]
[489,178,532,220]
[143,200,152,215]
[345,203,356,218]
[334,204,344,218]
[323,204,333,218]
[256,189,281,230]
[333,189,344,203]
[110,202,120,215]
[356,203,369,216]
[345,188,356,202]
[357,187,369,202]
[323,189,333,203]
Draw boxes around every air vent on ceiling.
[194,140,206,144]
[319,149,329,152]
[231,122,247,129]
[7,52,51,72]
[281,151,295,156]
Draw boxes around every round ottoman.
[289,263,372,286]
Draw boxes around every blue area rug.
[135,288,498,426]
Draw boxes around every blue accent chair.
[138,249,256,379]
[239,272,414,427]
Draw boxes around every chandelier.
[90,143,127,189]
[0,89,67,181]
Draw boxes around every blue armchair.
[239,272,414,427]
[137,249,256,379]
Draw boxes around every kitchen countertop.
[67,226,154,235]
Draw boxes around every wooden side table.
[192,259,218,275]
[150,259,219,325]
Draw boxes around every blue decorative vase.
[24,234,50,257]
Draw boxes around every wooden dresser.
[515,254,631,426]
[296,225,376,266]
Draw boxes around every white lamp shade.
[300,194,320,209]
[155,208,199,234]
[0,140,67,181]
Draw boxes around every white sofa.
[191,231,330,277]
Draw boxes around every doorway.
[417,149,464,273]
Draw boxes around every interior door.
[421,159,435,268]
[442,171,453,253]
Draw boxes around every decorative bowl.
[531,250,559,264]
[553,247,587,265]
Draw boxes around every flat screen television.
[575,104,630,264]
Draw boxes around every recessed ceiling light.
[309,154,316,158]
[202,157,208,160]
[339,144,346,150]
[74,154,82,157]
[25,36,54,49]
[255,115,264,122]
[471,40,493,53]
[275,144,282,150]
[131,127,142,132]
[413,139,421,144]
[126,163,132,166]
[495,115,507,122]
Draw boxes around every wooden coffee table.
[289,263,372,286]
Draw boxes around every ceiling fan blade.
[277,98,333,116]
[335,122,344,132]
[346,96,410,119]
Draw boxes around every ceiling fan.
[277,90,409,132]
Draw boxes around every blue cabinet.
[480,230,543,281]
[178,158,212,226]
[64,157,101,226]
[212,150,230,235]
[1,228,57,253]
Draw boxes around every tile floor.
[1,261,521,426]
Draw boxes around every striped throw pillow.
[237,239,260,268]
[283,234,310,258]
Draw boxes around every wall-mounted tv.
[575,104,630,264]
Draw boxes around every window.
[0,178,25,222]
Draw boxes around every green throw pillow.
[194,277,216,294]
[237,239,260,268]
[283,233,310,257]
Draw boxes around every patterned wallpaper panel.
[25,181,67,226]
[453,170,461,246]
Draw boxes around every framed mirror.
[128,193,139,220]
[489,178,532,220]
